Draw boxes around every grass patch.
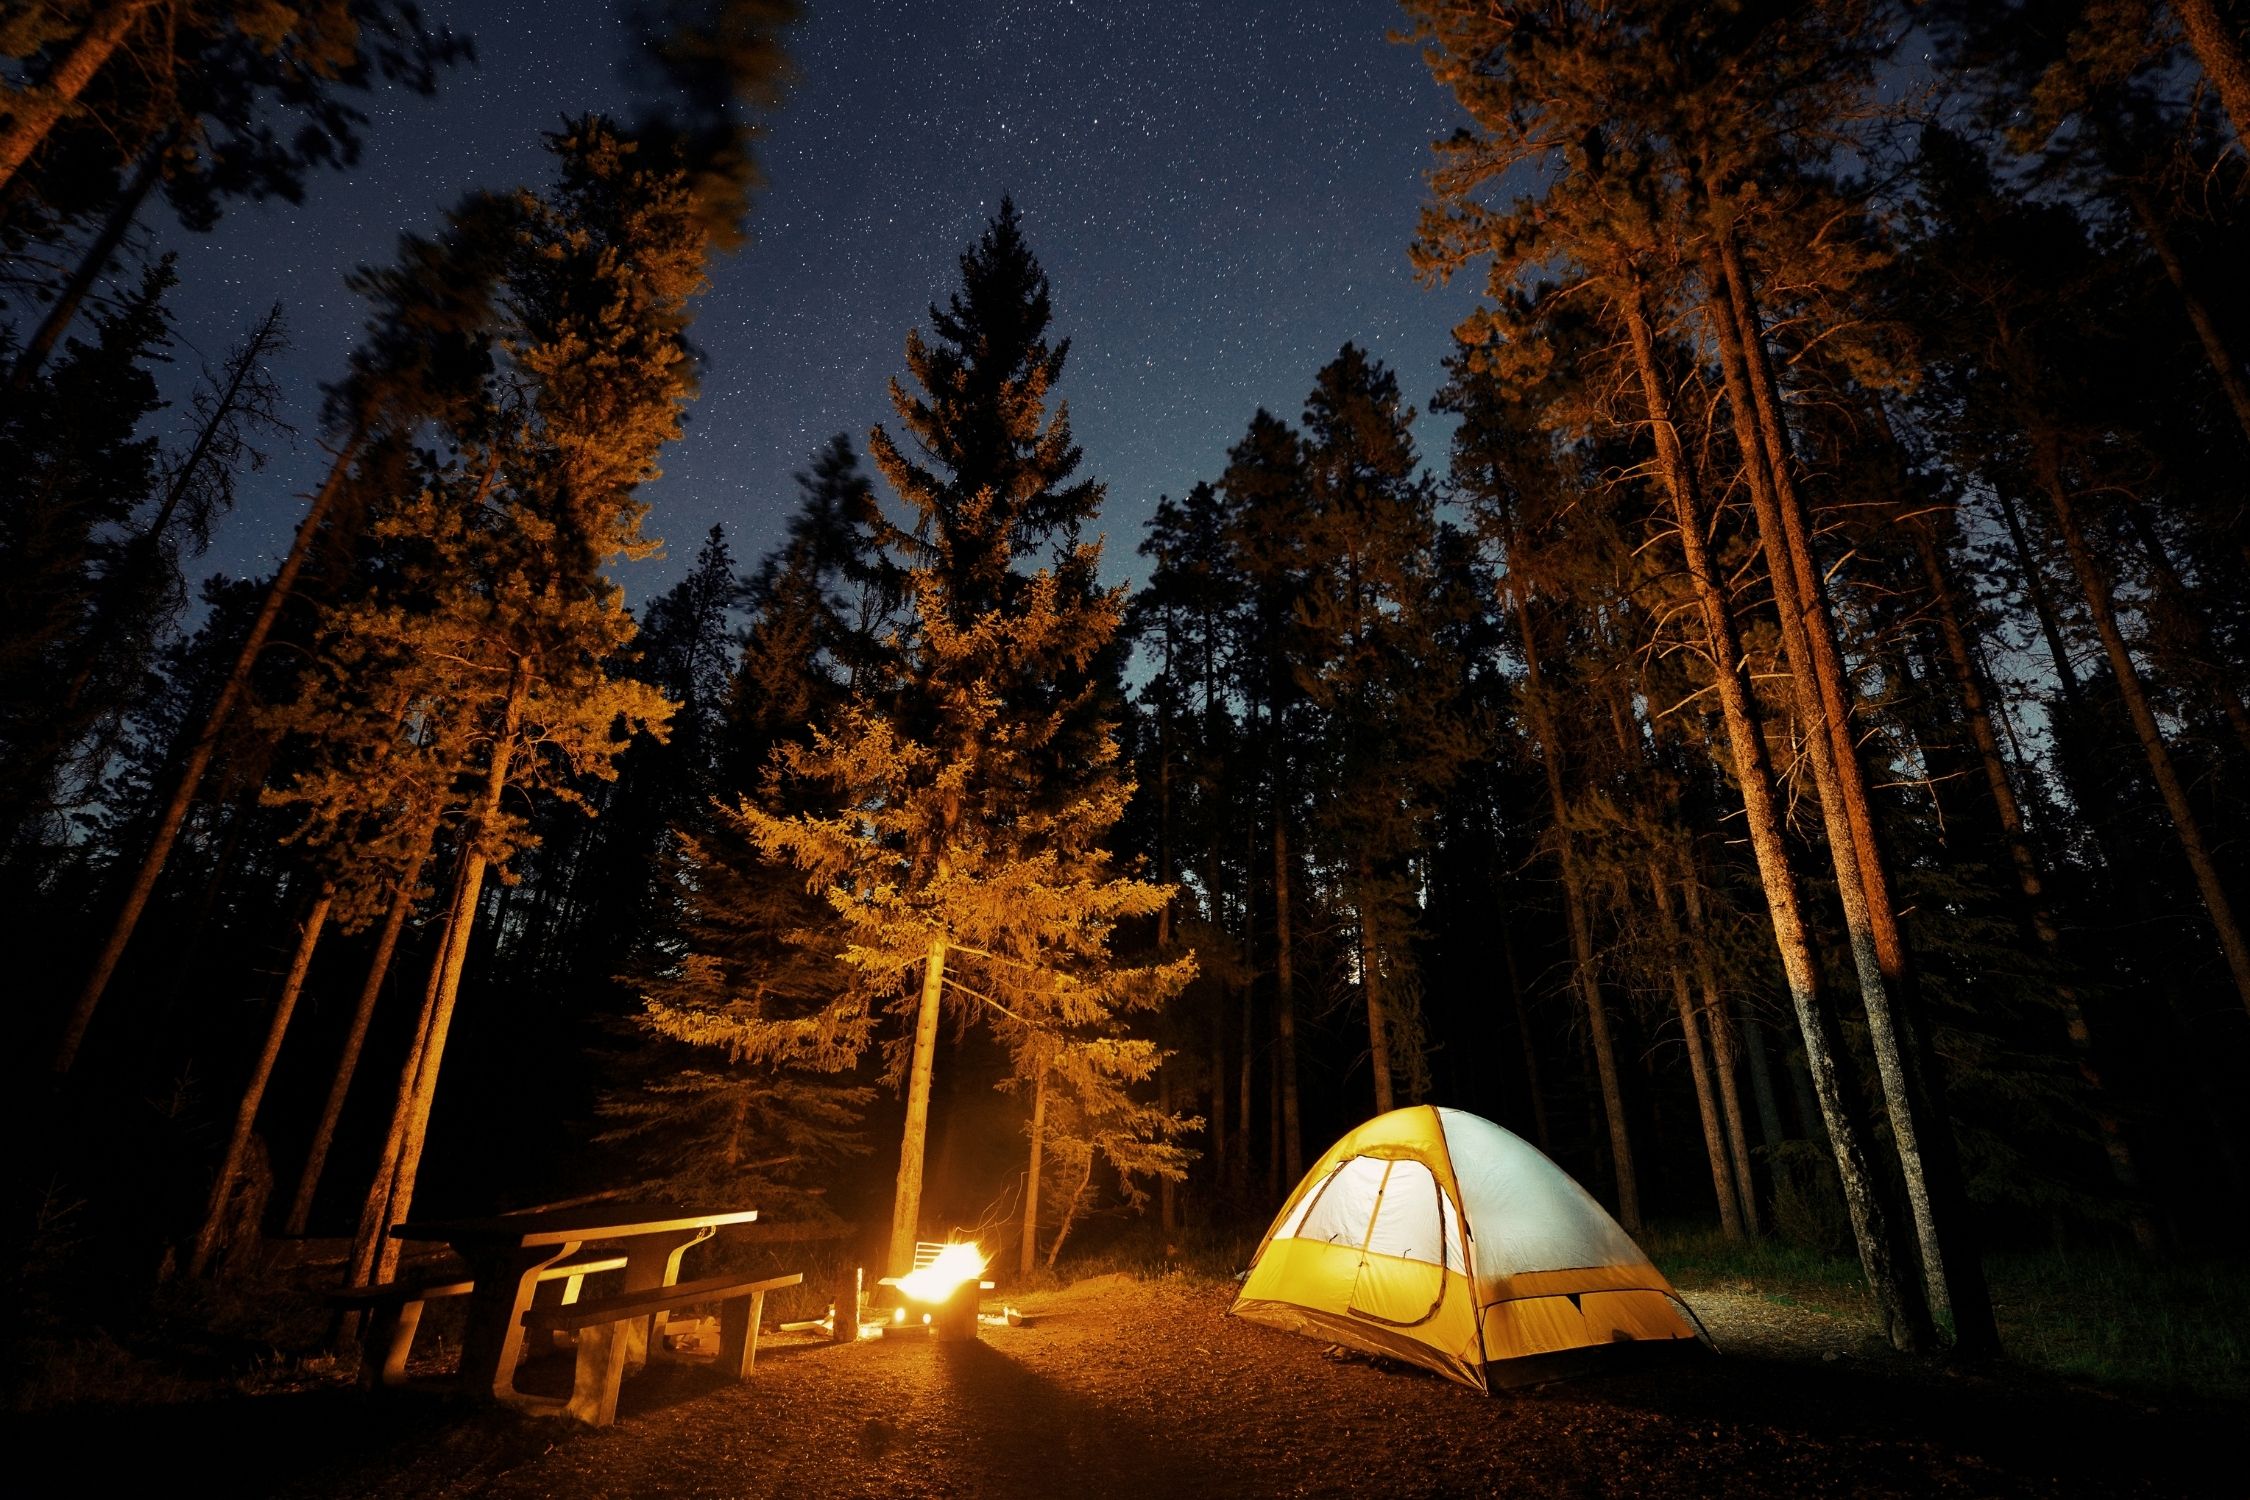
[1985,1246,2249,1402]
[1642,1222,1875,1320]
[1645,1222,2250,1402]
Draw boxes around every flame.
[894,1241,987,1304]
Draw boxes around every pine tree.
[747,202,1191,1275]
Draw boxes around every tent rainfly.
[1231,1106,1706,1390]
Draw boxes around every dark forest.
[5,2,2249,1493]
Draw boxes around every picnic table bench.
[332,1247,628,1388]
[523,1270,804,1425]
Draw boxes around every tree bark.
[186,885,334,1277]
[2174,0,2250,163]
[0,0,160,195]
[1621,283,1927,1351]
[347,845,462,1296]
[1681,873,1761,1235]
[1043,1151,1095,1271]
[1713,239,1992,1351]
[889,935,949,1276]
[55,435,361,1073]
[1652,865,1743,1238]
[367,662,527,1281]
[1743,1014,1787,1149]
[1019,1063,1046,1279]
[2034,435,2250,1015]
[284,857,423,1236]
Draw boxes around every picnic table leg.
[619,1226,713,1368]
[716,1289,767,1379]
[356,1296,427,1389]
[458,1241,582,1402]
[565,1320,632,1427]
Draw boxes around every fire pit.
[883,1241,992,1342]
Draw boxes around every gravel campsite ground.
[21,1269,2240,1498]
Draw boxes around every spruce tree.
[748,202,1191,1274]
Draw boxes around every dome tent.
[1230,1106,1704,1390]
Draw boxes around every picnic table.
[390,1203,758,1402]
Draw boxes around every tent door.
[1344,1159,1450,1328]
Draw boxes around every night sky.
[166,0,1479,602]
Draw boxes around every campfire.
[883,1241,993,1341]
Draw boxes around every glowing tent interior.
[1230,1105,1705,1390]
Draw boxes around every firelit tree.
[345,119,692,1284]
[745,202,1191,1275]
[1403,0,1937,1351]
[3,2,466,392]
[52,187,520,1074]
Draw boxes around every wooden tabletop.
[390,1204,758,1248]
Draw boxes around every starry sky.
[167,0,1482,603]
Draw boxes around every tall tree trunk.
[2117,496,2250,756]
[1272,813,1301,1184]
[1500,920,1552,1153]
[1019,1064,1046,1280]
[185,884,335,1277]
[1994,486,2089,712]
[1044,1151,1095,1271]
[1911,517,2158,1249]
[285,856,424,1236]
[55,435,362,1073]
[889,935,949,1275]
[369,664,527,1279]
[1156,673,1174,950]
[1713,240,1986,1348]
[1236,816,1256,1193]
[1356,862,1396,1117]
[2174,0,2250,162]
[7,128,170,392]
[2034,434,2250,1015]
[0,0,160,194]
[1622,283,1928,1351]
[2119,178,2250,449]
[1157,1065,1178,1234]
[1235,960,1254,1194]
[1510,587,1639,1230]
[1208,982,1227,1188]
[2043,445,2250,1007]
[1743,1015,1787,1149]
[1680,872,1759,1233]
[1652,865,1743,1238]
[346,848,461,1296]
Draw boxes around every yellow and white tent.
[1231,1105,1703,1391]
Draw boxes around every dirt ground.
[24,1272,2240,1498]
